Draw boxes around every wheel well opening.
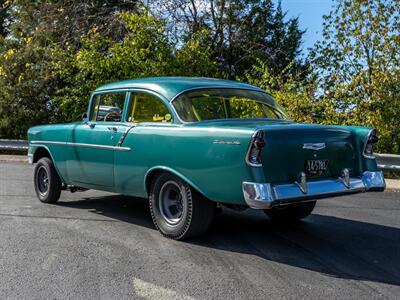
[145,169,161,194]
[33,147,51,163]
[145,169,208,201]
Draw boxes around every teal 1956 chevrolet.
[28,77,385,239]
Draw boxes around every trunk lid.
[258,124,359,183]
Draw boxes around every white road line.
[132,278,195,300]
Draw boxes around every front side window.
[127,92,172,123]
[172,88,288,122]
[90,92,126,122]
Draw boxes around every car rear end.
[242,124,385,209]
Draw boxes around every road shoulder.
[0,154,28,163]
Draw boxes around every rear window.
[172,88,288,122]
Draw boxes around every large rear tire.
[149,172,215,240]
[34,157,62,204]
[264,201,316,222]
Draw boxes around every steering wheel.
[104,111,121,122]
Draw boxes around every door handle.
[107,126,118,132]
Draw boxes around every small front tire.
[264,201,316,222]
[34,157,62,203]
[149,172,215,240]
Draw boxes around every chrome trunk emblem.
[303,143,326,151]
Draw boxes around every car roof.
[94,77,265,101]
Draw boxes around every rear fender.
[144,166,208,199]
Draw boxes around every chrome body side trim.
[242,171,385,209]
[213,140,241,145]
[117,125,136,147]
[30,140,131,152]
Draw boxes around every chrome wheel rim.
[37,166,49,196]
[159,181,184,225]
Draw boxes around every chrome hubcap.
[159,181,184,225]
[37,166,49,196]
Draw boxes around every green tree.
[0,0,138,138]
[245,60,337,125]
[53,11,216,122]
[310,0,400,153]
[0,0,10,37]
[0,2,215,137]
[0,1,311,141]
[149,0,306,79]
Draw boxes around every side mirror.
[82,113,89,123]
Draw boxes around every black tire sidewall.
[34,157,61,203]
[149,173,193,238]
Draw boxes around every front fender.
[28,144,67,182]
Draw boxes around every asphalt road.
[0,162,400,299]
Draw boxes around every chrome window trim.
[30,141,131,152]
[124,89,175,124]
[169,86,270,103]
[363,128,376,159]
[89,90,128,123]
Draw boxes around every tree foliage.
[0,0,138,137]
[310,0,400,153]
[148,0,306,79]
[244,59,343,127]
[0,0,399,155]
[0,2,216,135]
[53,11,216,121]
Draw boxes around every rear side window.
[90,92,126,122]
[127,92,172,123]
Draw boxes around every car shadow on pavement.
[58,194,155,229]
[193,209,400,287]
[58,195,400,287]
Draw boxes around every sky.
[277,0,334,52]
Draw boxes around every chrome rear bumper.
[242,171,385,209]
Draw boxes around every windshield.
[172,88,288,122]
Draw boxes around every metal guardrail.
[0,139,28,151]
[0,139,399,171]
[375,153,400,171]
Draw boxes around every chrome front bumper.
[242,171,385,209]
